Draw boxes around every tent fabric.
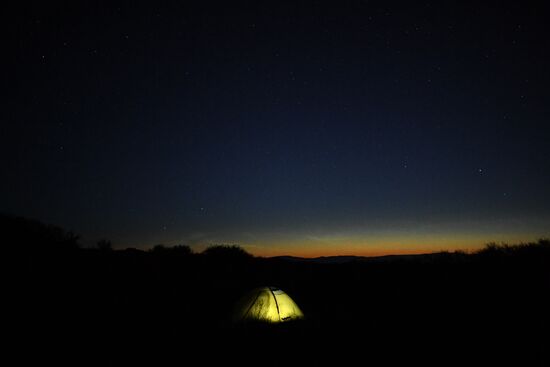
[235,286,304,323]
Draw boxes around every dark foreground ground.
[7,216,549,366]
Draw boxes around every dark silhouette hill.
[7,214,549,366]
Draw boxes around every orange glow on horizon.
[182,230,546,258]
[243,238,485,258]
[249,244,485,258]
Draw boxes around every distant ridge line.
[269,252,459,264]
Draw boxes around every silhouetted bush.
[151,244,168,253]
[149,244,192,256]
[171,244,192,256]
[202,244,253,260]
[97,239,113,251]
[2,214,80,254]
[476,239,550,259]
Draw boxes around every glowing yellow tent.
[234,287,304,323]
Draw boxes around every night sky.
[5,2,550,256]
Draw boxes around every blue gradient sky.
[4,2,550,255]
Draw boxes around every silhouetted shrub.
[149,244,192,256]
[151,244,168,253]
[476,239,550,258]
[97,239,113,251]
[171,244,192,256]
[1,214,80,254]
[202,244,253,260]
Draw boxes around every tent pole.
[269,287,281,322]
